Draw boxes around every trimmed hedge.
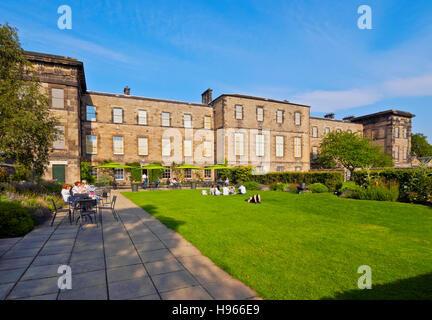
[0,201,34,237]
[247,171,343,192]
[308,183,329,193]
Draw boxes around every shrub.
[220,166,253,184]
[356,184,399,202]
[0,168,9,182]
[80,161,96,184]
[270,183,288,192]
[0,200,34,237]
[241,181,260,191]
[247,171,343,192]
[286,184,299,193]
[308,183,329,193]
[339,181,362,193]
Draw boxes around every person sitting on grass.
[229,186,236,195]
[245,194,261,204]
[238,184,246,195]
[209,185,215,195]
[222,186,229,196]
[215,186,221,196]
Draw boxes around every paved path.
[0,192,259,300]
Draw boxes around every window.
[325,127,331,135]
[204,116,211,129]
[204,141,212,158]
[234,133,244,156]
[162,138,171,156]
[312,146,319,160]
[295,166,302,172]
[276,166,284,172]
[394,146,400,160]
[336,128,342,133]
[185,169,192,179]
[312,126,318,138]
[257,166,264,173]
[138,138,148,156]
[86,106,96,122]
[138,110,147,125]
[114,168,124,180]
[235,105,243,120]
[294,112,301,126]
[184,114,192,128]
[113,136,124,155]
[113,108,123,124]
[204,169,212,179]
[162,112,170,127]
[403,146,408,160]
[51,88,64,109]
[86,135,97,154]
[257,107,264,122]
[395,127,400,138]
[256,134,265,157]
[403,128,408,139]
[276,136,284,157]
[163,168,171,179]
[53,126,65,150]
[91,168,98,179]
[184,140,193,157]
[277,110,283,124]
[294,137,302,158]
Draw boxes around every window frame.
[162,112,171,127]
[276,136,284,157]
[51,88,64,109]
[114,168,124,180]
[294,112,301,126]
[234,133,244,156]
[138,110,147,125]
[184,113,192,128]
[138,137,148,156]
[86,135,97,155]
[162,138,171,157]
[312,126,318,138]
[86,106,96,122]
[294,136,302,158]
[113,136,124,155]
[235,105,243,120]
[276,110,284,124]
[204,141,212,158]
[204,116,211,129]
[257,107,264,122]
[184,140,193,157]
[113,107,123,124]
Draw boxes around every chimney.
[201,88,213,105]
[124,86,130,95]
[343,116,355,122]
[324,113,335,120]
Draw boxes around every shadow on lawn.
[322,272,432,300]
[140,205,186,232]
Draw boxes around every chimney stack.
[324,113,335,120]
[201,88,213,105]
[124,86,130,95]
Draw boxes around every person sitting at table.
[245,194,261,204]
[229,186,236,195]
[238,184,247,195]
[222,186,229,196]
[61,184,72,203]
[81,181,89,194]
[215,186,221,196]
[71,182,81,195]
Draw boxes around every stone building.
[24,51,415,183]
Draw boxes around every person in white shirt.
[239,184,247,195]
[71,182,81,195]
[61,184,72,203]
[222,186,229,196]
[202,190,207,195]
[215,186,221,196]
[209,185,215,196]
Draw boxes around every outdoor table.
[75,198,99,227]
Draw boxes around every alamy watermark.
[58,265,72,290]
[57,5,72,30]
[357,265,372,290]
[358,5,372,30]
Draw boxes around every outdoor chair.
[76,199,98,227]
[50,198,72,226]
[98,195,118,221]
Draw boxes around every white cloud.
[294,73,432,112]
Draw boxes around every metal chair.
[98,195,118,221]
[50,198,72,226]
[75,199,98,227]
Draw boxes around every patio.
[0,191,258,300]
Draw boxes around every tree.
[0,23,59,178]
[411,133,432,158]
[317,131,394,179]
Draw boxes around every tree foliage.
[0,23,59,178]
[317,131,393,178]
[411,133,432,157]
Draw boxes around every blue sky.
[1,0,432,142]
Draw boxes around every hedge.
[247,171,343,192]
[0,201,34,237]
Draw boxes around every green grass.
[123,190,432,300]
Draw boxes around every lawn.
[123,190,432,300]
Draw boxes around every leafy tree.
[317,131,393,179]
[80,161,96,183]
[0,23,59,178]
[411,133,432,157]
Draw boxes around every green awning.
[94,163,134,169]
[176,165,203,170]
[205,164,234,170]
[141,164,166,170]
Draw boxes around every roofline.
[24,50,87,92]
[351,109,416,122]
[309,116,363,124]
[86,91,211,107]
[210,94,311,108]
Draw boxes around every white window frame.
[204,169,212,179]
[138,137,148,156]
[403,146,408,160]
[394,146,400,160]
[86,135,97,155]
[204,116,211,129]
[138,110,147,125]
[294,112,301,126]
[395,127,400,138]
[277,110,283,124]
[276,136,284,157]
[184,140,193,157]
[114,168,124,180]
[86,106,96,122]
[257,107,264,122]
[256,134,265,157]
[162,112,170,127]
[204,141,212,158]
[234,133,244,156]
[276,166,284,172]
[312,146,319,159]
[294,137,302,158]
[51,88,64,109]
[162,138,171,156]
[235,105,243,120]
[312,126,318,138]
[184,114,192,128]
[53,126,66,150]
[185,168,192,179]
[113,136,124,155]
[113,108,123,124]
[163,168,171,179]
[325,127,331,135]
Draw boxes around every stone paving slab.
[0,191,260,300]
